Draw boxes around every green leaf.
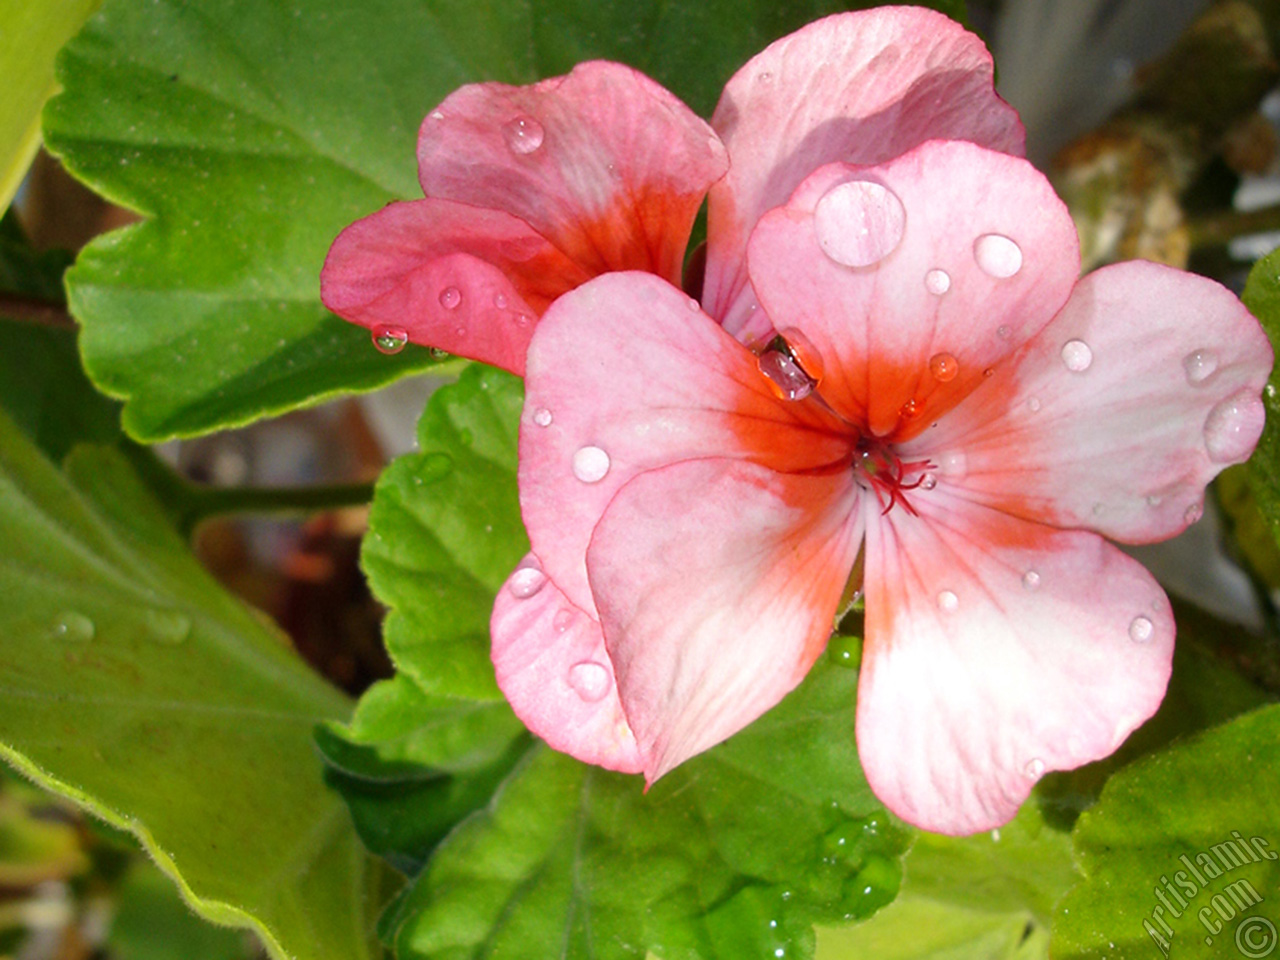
[316,675,529,874]
[46,0,966,441]
[362,364,527,701]
[1054,704,1280,960]
[0,0,100,213]
[818,802,1073,960]
[0,411,378,960]
[108,860,255,960]
[389,658,908,960]
[1243,246,1280,540]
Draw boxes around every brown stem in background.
[0,291,76,330]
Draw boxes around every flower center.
[854,436,932,516]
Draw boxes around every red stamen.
[855,438,932,516]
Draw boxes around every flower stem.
[1187,202,1280,249]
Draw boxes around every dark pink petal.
[419,61,728,285]
[859,492,1173,835]
[747,141,1079,437]
[704,7,1025,341]
[491,554,642,774]
[905,261,1274,543]
[520,271,850,614]
[587,458,862,782]
[321,199,589,374]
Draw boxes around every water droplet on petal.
[1182,350,1217,385]
[936,590,959,613]
[532,407,553,427]
[813,180,906,267]
[919,472,937,490]
[1022,570,1041,591]
[1060,339,1093,372]
[508,560,547,599]
[758,350,814,401]
[502,115,544,155]
[687,297,700,312]
[429,110,445,121]
[929,352,959,382]
[924,269,951,295]
[1185,502,1204,525]
[51,611,94,642]
[144,608,191,645]
[513,312,531,327]
[757,70,773,83]
[372,326,408,354]
[572,445,611,483]
[974,233,1022,278]
[568,661,611,701]
[938,451,967,478]
[778,327,825,382]
[1027,396,1042,413]
[996,324,1012,340]
[1204,390,1266,463]
[1129,616,1154,643]
[1024,758,1045,779]
[553,608,575,633]
[438,286,461,310]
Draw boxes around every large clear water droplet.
[758,350,814,401]
[572,445,611,483]
[502,115,544,155]
[508,559,547,599]
[568,661,611,702]
[1182,349,1217,385]
[438,286,461,310]
[1204,390,1266,463]
[144,608,191,645]
[936,590,959,613]
[51,611,94,642]
[974,234,1022,278]
[372,326,408,354]
[1060,339,1093,372]
[1024,758,1045,779]
[924,268,951,295]
[813,180,906,267]
[928,352,959,382]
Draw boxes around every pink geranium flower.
[323,8,1273,834]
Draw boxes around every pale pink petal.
[586,458,862,781]
[704,8,1025,341]
[903,261,1273,543]
[859,491,1173,835]
[418,61,728,286]
[747,141,1079,437]
[491,554,642,774]
[520,271,850,613]
[321,199,589,375]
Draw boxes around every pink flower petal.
[747,141,1079,437]
[904,261,1274,543]
[418,61,728,286]
[520,271,850,613]
[858,491,1174,834]
[586,458,862,782]
[491,554,643,774]
[704,8,1025,342]
[321,199,589,374]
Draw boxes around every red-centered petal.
[904,261,1274,544]
[704,7,1025,342]
[418,61,728,286]
[321,199,589,375]
[491,554,642,774]
[586,458,863,782]
[521,271,851,613]
[858,491,1173,835]
[747,142,1080,438]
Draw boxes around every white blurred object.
[993,0,1211,164]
